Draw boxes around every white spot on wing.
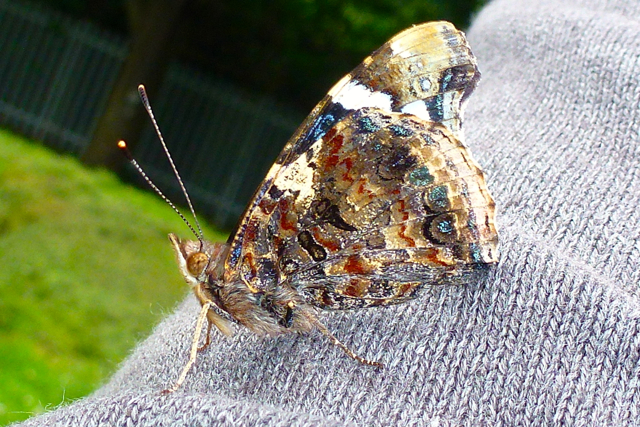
[419,77,431,92]
[332,80,393,111]
[274,144,317,202]
[441,91,459,124]
[401,100,430,121]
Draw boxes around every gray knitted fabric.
[17,0,640,425]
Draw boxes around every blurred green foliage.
[0,129,225,425]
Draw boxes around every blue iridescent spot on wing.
[229,244,242,265]
[409,167,433,186]
[466,215,477,232]
[440,69,454,91]
[358,116,382,133]
[428,185,449,209]
[389,124,414,137]
[422,133,436,145]
[469,242,483,263]
[425,94,444,122]
[294,102,349,157]
[312,113,336,140]
[437,219,453,234]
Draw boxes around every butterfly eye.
[186,252,209,277]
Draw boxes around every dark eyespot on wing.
[422,213,459,245]
[298,230,327,262]
[440,64,477,93]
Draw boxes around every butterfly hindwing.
[280,108,497,309]
[224,22,497,309]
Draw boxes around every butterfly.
[151,21,499,392]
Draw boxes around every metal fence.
[0,0,127,154]
[133,65,303,227]
[0,0,303,228]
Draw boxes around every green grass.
[0,128,226,425]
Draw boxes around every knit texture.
[16,0,640,425]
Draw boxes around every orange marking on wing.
[278,198,297,232]
[326,154,340,169]
[398,224,416,247]
[344,255,370,275]
[425,248,451,266]
[324,127,338,141]
[341,157,354,182]
[355,179,376,200]
[343,278,368,297]
[329,133,344,153]
[244,220,257,242]
[312,229,341,252]
[395,200,415,246]
[397,283,415,296]
[324,134,345,171]
[398,199,409,221]
[259,197,277,215]
[350,243,364,251]
[243,252,257,277]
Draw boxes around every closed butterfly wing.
[223,21,498,309]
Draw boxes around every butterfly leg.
[162,301,212,394]
[198,318,213,352]
[307,313,384,368]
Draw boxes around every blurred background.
[0,0,485,424]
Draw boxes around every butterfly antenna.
[118,140,202,242]
[137,84,205,242]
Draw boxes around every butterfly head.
[168,233,235,336]
[170,234,217,284]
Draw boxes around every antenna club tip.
[138,84,145,91]
[117,140,134,161]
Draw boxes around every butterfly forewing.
[333,21,480,139]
